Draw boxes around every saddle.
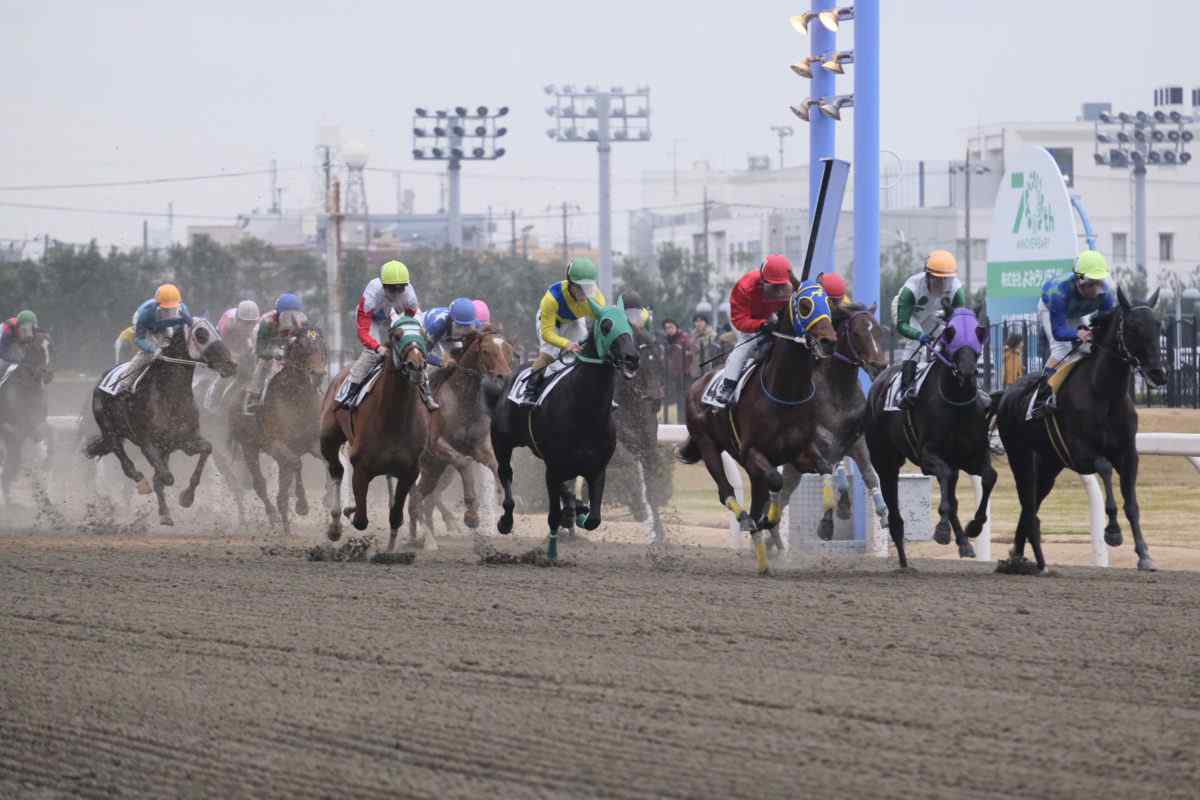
[882,362,935,412]
[1025,357,1084,422]
[700,359,759,409]
[333,363,384,410]
[508,360,575,407]
[97,361,148,397]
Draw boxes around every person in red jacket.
[712,254,798,405]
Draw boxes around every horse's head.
[787,282,838,359]
[15,331,53,384]
[587,296,639,378]
[936,307,988,385]
[187,318,238,378]
[832,302,888,378]
[1110,286,1167,386]
[285,324,329,378]
[631,327,665,410]
[389,315,428,384]
[458,327,514,394]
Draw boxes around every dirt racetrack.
[2,528,1199,799]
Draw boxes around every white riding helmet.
[236,300,260,322]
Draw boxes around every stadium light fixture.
[789,12,819,33]
[818,94,855,120]
[818,6,855,31]
[821,51,855,74]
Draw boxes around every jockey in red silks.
[712,254,798,406]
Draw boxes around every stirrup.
[339,382,362,408]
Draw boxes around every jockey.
[523,256,607,403]
[117,284,192,394]
[423,298,477,366]
[896,249,965,408]
[472,299,491,330]
[1030,249,1116,418]
[344,260,437,410]
[246,293,306,409]
[712,254,798,406]
[217,300,260,361]
[819,272,849,308]
[0,310,42,369]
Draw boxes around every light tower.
[342,141,369,251]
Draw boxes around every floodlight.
[790,57,820,79]
[611,86,625,94]
[543,84,556,95]
[1094,153,1107,165]
[432,147,444,158]
[455,106,468,117]
[495,127,508,137]
[450,147,464,159]
[1155,110,1167,123]
[1152,129,1166,142]
[1164,150,1178,164]
[413,149,425,159]
[415,108,428,117]
[790,101,815,121]
[1117,131,1131,143]
[1148,150,1162,164]
[1136,111,1149,124]
[1181,151,1193,164]
[1096,133,1113,144]
[546,128,558,139]
[493,147,506,158]
[1130,150,1144,164]
[434,126,447,137]
[1110,149,1129,166]
[413,128,427,137]
[587,129,599,140]
[474,125,487,136]
[452,126,465,137]
[638,130,651,140]
[614,130,628,141]
[818,94,855,120]
[818,6,855,31]
[545,105,558,117]
[821,51,854,74]
[1117,111,1132,123]
[1183,130,1195,143]
[1168,130,1182,142]
[436,110,448,118]
[1134,129,1147,143]
[476,106,488,117]
[1170,110,1183,123]
[472,147,485,158]
[789,12,818,33]
[1098,111,1114,123]
[497,106,510,116]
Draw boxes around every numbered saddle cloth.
[333,363,384,409]
[97,361,148,396]
[882,362,935,412]
[700,359,758,408]
[508,360,575,407]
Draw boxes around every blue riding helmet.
[276,293,304,313]
[424,307,450,341]
[449,298,477,325]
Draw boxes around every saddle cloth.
[700,359,758,408]
[882,362,935,412]
[97,361,149,397]
[333,363,384,409]
[508,360,575,407]
[0,363,16,392]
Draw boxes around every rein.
[831,310,872,367]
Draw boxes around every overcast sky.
[1,1,1195,249]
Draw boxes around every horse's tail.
[676,435,702,465]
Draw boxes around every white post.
[721,452,745,548]
[971,474,992,561]
[1080,474,1109,567]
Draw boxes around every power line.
[0,200,233,221]
[0,168,303,193]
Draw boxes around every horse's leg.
[429,435,480,529]
[1026,462,1062,574]
[209,444,246,526]
[578,469,605,531]
[1003,447,1040,573]
[110,438,146,490]
[922,452,957,547]
[1114,453,1155,571]
[965,460,998,541]
[1094,457,1123,547]
[941,470,975,560]
[495,438,516,535]
[875,453,908,569]
[694,435,746,528]
[771,465,801,552]
[743,448,780,576]
[0,433,16,505]
[177,436,212,511]
[265,443,301,536]
[544,468,564,557]
[293,461,309,517]
[410,458,450,546]
[137,442,176,525]
[320,433,345,542]
[850,436,889,527]
[241,443,278,528]
[350,462,371,532]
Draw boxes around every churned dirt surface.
[2,528,1200,799]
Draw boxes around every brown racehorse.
[614,326,667,543]
[678,283,838,574]
[0,331,53,505]
[229,324,327,534]
[408,327,513,545]
[319,316,431,551]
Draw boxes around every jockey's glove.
[918,333,932,346]
[375,345,388,356]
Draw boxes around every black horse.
[491,300,640,559]
[86,319,237,525]
[864,307,997,568]
[995,287,1167,573]
[0,331,53,505]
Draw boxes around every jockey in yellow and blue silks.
[116,284,192,394]
[1030,249,1116,418]
[524,257,607,403]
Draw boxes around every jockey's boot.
[1030,375,1056,419]
[522,369,545,405]
[714,377,737,406]
[339,381,363,409]
[899,359,918,410]
[419,373,440,412]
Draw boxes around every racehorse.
[0,331,53,505]
[408,327,514,544]
[863,307,997,569]
[319,316,431,550]
[491,299,640,559]
[678,284,839,575]
[86,319,237,525]
[775,301,890,549]
[614,326,668,543]
[229,324,327,535]
[995,287,1167,573]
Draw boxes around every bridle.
[831,310,877,368]
[1092,305,1155,379]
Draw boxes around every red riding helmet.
[760,254,792,285]
[818,272,847,300]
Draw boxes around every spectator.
[661,318,692,422]
[1003,332,1025,386]
[690,314,717,376]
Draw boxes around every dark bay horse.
[995,287,1167,573]
[776,301,890,548]
[614,326,667,543]
[864,307,997,569]
[229,324,327,534]
[409,328,514,545]
[86,319,237,525]
[678,283,839,575]
[319,316,431,550]
[491,299,640,560]
[0,331,53,504]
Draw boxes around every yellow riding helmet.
[155,283,183,309]
[380,260,410,286]
[925,250,958,278]
[1074,250,1110,281]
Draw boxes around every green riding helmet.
[566,257,599,296]
[16,309,37,327]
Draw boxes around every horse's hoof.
[581,514,601,532]
[136,478,152,495]
[464,509,480,529]
[326,525,342,542]
[342,507,355,519]
[179,488,195,508]
[1137,557,1158,572]
[817,517,834,541]
[352,515,368,532]
[160,473,175,487]
[160,516,174,527]
[836,490,852,520]
[497,515,513,535]
[894,565,917,574]
[756,566,772,578]
[933,521,952,545]
[1104,525,1123,547]
[965,519,984,539]
[958,543,976,559]
[295,498,309,516]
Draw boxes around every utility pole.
[552,201,581,266]
[701,187,711,265]
[510,211,517,257]
[964,145,972,298]
[769,125,794,170]
[672,138,684,199]
[321,146,332,212]
[325,180,343,368]
[142,221,148,255]
[269,159,279,214]
[447,130,463,248]
[167,202,174,242]
[487,205,494,250]
[596,93,613,294]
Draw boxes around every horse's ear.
[616,295,626,312]
[587,297,604,318]
[1147,288,1161,309]
[976,326,989,346]
[1117,284,1131,311]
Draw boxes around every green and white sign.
[986,145,1079,319]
